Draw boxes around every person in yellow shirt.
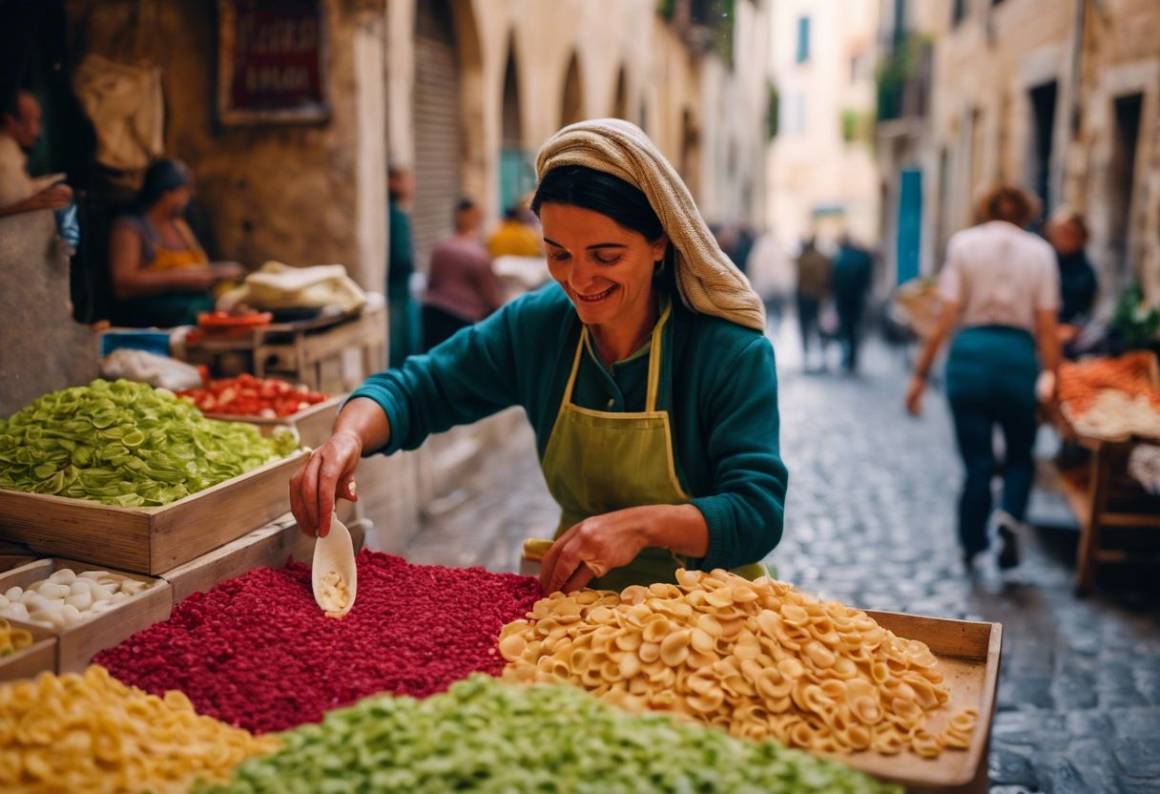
[487,205,543,258]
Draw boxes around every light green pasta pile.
[0,379,298,507]
[198,675,900,794]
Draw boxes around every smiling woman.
[290,119,788,595]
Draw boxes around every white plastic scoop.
[312,513,357,618]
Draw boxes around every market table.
[1041,351,1160,594]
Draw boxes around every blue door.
[897,168,923,286]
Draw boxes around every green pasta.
[0,379,298,506]
[199,675,900,794]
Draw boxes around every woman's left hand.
[539,507,655,594]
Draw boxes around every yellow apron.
[541,299,767,590]
[145,220,208,271]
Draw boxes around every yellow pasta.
[500,568,978,759]
[0,618,33,656]
[0,666,279,794]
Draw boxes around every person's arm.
[0,184,72,217]
[539,334,789,593]
[291,300,526,537]
[1034,308,1062,384]
[905,300,959,416]
[109,222,218,299]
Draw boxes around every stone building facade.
[767,0,880,255]
[874,0,1159,310]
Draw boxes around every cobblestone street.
[404,318,1160,794]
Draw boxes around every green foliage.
[1111,285,1160,351]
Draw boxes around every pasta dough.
[0,568,156,629]
[0,666,279,794]
[500,569,978,758]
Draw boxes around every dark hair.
[532,165,664,243]
[136,158,190,211]
[1,87,32,121]
[454,197,476,214]
[975,183,1039,228]
[504,205,522,221]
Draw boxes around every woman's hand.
[539,507,657,594]
[905,374,925,417]
[289,430,362,538]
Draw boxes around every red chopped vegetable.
[177,374,328,418]
[94,551,541,733]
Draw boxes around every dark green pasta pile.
[199,675,900,794]
[0,379,298,507]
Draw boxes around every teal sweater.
[349,282,788,571]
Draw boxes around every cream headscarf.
[535,118,766,332]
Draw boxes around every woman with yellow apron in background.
[291,120,787,593]
[108,159,242,327]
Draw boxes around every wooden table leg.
[1075,443,1111,596]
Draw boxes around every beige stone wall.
[385,0,763,225]
[66,0,388,291]
[0,211,100,416]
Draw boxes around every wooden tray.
[845,611,1002,793]
[0,559,173,673]
[0,451,307,575]
[160,513,367,603]
[0,620,56,682]
[204,395,342,449]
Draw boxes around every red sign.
[219,0,327,123]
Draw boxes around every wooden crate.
[0,559,173,673]
[160,513,367,603]
[204,395,343,449]
[844,611,1002,793]
[0,451,307,575]
[0,620,56,682]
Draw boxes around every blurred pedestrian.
[795,237,831,369]
[733,224,755,278]
[423,198,503,351]
[906,184,1061,573]
[487,204,543,258]
[0,88,73,218]
[108,159,243,327]
[387,166,420,367]
[1046,207,1098,326]
[831,234,874,372]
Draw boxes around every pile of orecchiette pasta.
[500,568,977,758]
[0,568,155,629]
[0,666,279,794]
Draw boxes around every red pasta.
[95,551,541,733]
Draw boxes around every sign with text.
[217,0,328,125]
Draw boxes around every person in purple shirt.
[421,197,504,350]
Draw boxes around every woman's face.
[540,203,667,328]
[161,186,192,217]
[1047,220,1085,255]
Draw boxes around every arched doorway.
[612,66,629,120]
[499,35,534,213]
[560,52,584,128]
[412,0,461,272]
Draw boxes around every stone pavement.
[402,315,1160,794]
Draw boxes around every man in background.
[795,236,831,370]
[423,197,503,350]
[832,234,874,373]
[387,166,419,367]
[0,88,71,218]
[487,204,542,258]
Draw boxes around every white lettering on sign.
[245,65,311,93]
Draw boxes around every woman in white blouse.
[906,185,1061,572]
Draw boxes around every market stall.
[1042,350,1160,594]
[0,378,1003,793]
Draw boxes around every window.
[780,92,806,135]
[795,16,810,63]
[952,0,967,25]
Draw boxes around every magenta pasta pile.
[95,551,541,733]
